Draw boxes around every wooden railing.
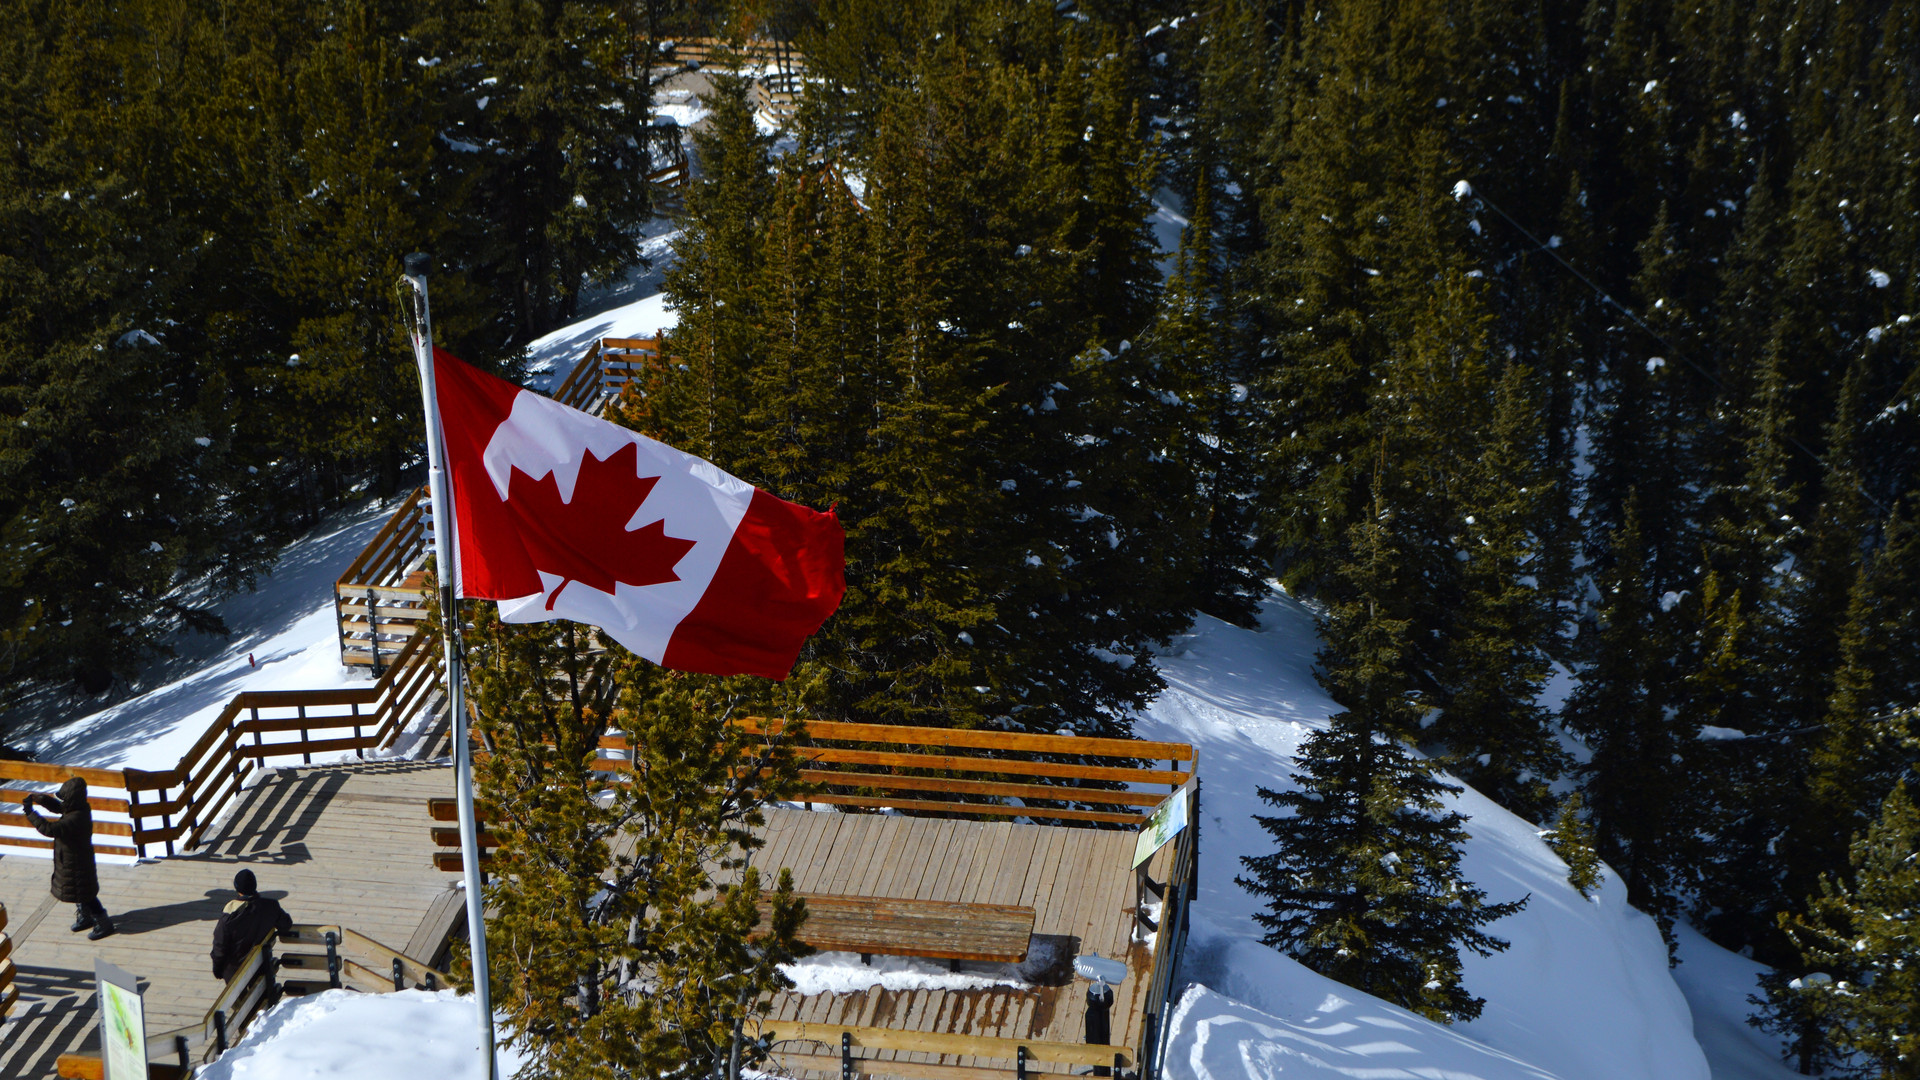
[662,35,805,75]
[430,720,1197,867]
[608,718,1197,825]
[333,485,432,671]
[55,923,440,1079]
[551,336,663,413]
[0,629,444,862]
[0,902,16,1020]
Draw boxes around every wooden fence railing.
[55,923,440,1080]
[333,485,433,671]
[0,902,15,1020]
[0,628,443,862]
[605,718,1196,825]
[429,719,1198,868]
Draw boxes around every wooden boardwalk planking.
[752,807,1166,1072]
[0,762,458,1080]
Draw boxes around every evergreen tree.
[1238,460,1527,1024]
[1779,780,1920,1080]
[428,0,658,344]
[1544,793,1604,899]
[1563,497,1695,946]
[451,593,813,1079]
[1435,359,1567,820]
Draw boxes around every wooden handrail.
[736,717,1195,761]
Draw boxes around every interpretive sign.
[1132,783,1193,869]
[94,958,148,1080]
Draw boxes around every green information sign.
[1132,782,1192,869]
[94,958,148,1080]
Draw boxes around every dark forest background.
[4,0,1916,1068]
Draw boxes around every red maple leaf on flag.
[503,441,698,609]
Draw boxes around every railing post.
[367,587,384,677]
[325,931,340,989]
[127,784,142,860]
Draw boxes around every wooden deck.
[741,808,1177,1077]
[0,762,460,1080]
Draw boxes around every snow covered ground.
[1136,593,1783,1080]
[522,289,680,395]
[193,989,525,1080]
[15,502,392,776]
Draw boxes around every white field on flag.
[473,387,752,663]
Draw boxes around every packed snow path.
[0,762,458,1080]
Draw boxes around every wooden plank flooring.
[0,761,459,1080]
[742,808,1176,1077]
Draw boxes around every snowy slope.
[1136,593,1715,1080]
[523,290,680,394]
[17,502,391,775]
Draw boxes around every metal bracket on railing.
[392,957,405,992]
[1016,1045,1028,1080]
[176,1034,190,1069]
[841,1031,852,1080]
[325,931,341,989]
[214,1009,228,1054]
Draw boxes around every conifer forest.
[3,0,1917,1074]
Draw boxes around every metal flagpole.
[401,252,497,1080]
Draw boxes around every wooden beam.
[760,1022,1132,1068]
[798,793,1143,825]
[56,1056,190,1080]
[431,827,502,849]
[760,895,1034,962]
[770,1051,1078,1080]
[799,770,1164,807]
[0,760,126,786]
[735,717,1194,761]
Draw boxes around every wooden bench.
[768,894,1036,964]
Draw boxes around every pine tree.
[1238,459,1527,1024]
[1435,359,1567,820]
[1544,793,1604,899]
[1779,780,1920,1080]
[428,0,657,344]
[1563,497,1694,946]
[449,593,813,1079]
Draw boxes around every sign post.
[93,959,147,1080]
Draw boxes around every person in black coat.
[211,869,292,981]
[22,776,115,940]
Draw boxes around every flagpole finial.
[404,251,432,279]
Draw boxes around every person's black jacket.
[26,777,98,902]
[210,895,293,981]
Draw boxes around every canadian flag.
[430,348,845,680]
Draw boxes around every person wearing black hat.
[22,777,115,940]
[210,869,292,981]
